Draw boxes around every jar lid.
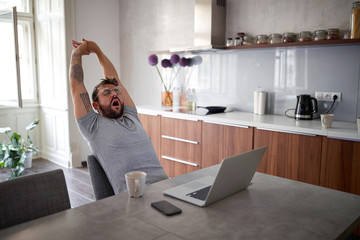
[237,32,245,36]
[271,33,282,37]
[327,28,339,32]
[300,31,312,35]
[244,35,254,40]
[257,34,269,38]
[227,38,233,40]
[315,30,327,33]
[284,32,296,36]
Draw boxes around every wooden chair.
[87,155,115,200]
[0,169,71,229]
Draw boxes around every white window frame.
[0,0,38,108]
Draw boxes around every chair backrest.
[87,155,115,200]
[0,169,70,229]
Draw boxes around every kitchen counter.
[138,106,360,141]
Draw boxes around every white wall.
[69,0,121,160]
[226,0,354,38]
[118,0,360,121]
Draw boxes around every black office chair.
[0,169,71,229]
[87,155,115,200]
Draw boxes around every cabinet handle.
[257,127,316,137]
[162,115,199,121]
[161,135,199,144]
[327,136,360,142]
[140,112,159,116]
[161,155,199,167]
[203,121,249,128]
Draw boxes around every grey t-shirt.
[77,106,168,194]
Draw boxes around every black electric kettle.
[295,94,318,120]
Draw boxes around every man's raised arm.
[86,40,136,108]
[69,40,92,119]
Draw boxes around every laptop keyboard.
[186,186,211,201]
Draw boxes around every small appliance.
[295,94,318,120]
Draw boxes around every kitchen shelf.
[224,38,360,51]
[150,39,360,55]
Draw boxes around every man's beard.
[98,97,124,119]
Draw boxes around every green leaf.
[10,132,22,146]
[26,119,39,131]
[4,157,17,169]
[19,152,26,164]
[28,134,33,144]
[0,127,11,134]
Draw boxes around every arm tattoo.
[80,93,92,112]
[71,64,84,84]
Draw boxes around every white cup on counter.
[125,171,147,198]
[321,114,334,128]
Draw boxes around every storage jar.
[234,37,242,46]
[226,38,233,47]
[283,32,296,43]
[327,28,340,40]
[243,36,254,45]
[299,31,312,42]
[237,32,245,44]
[314,30,327,41]
[269,33,282,44]
[351,1,360,39]
[256,35,269,44]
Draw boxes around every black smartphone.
[151,200,182,216]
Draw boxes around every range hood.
[170,0,226,52]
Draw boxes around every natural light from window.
[0,0,36,105]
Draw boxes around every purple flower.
[148,54,158,66]
[170,54,180,64]
[192,56,202,65]
[179,57,189,67]
[188,58,194,67]
[161,59,172,68]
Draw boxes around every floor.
[0,158,95,208]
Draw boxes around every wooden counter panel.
[254,128,322,185]
[320,137,360,195]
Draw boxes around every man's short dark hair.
[91,78,119,102]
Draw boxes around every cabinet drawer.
[161,117,201,142]
[160,158,201,178]
[161,138,201,166]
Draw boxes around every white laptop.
[163,146,267,207]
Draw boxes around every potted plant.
[0,119,40,179]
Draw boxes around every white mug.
[321,114,334,128]
[125,171,147,198]
[357,117,360,133]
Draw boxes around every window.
[0,0,37,107]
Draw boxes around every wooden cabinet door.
[138,114,161,160]
[202,122,253,168]
[161,117,202,177]
[320,137,360,195]
[254,128,322,185]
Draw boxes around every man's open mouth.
[111,98,120,107]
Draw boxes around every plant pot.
[24,151,33,169]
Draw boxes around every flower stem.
[155,65,168,92]
[169,66,180,92]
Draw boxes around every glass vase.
[161,91,173,106]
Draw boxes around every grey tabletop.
[1,165,360,240]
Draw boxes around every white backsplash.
[175,45,360,122]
